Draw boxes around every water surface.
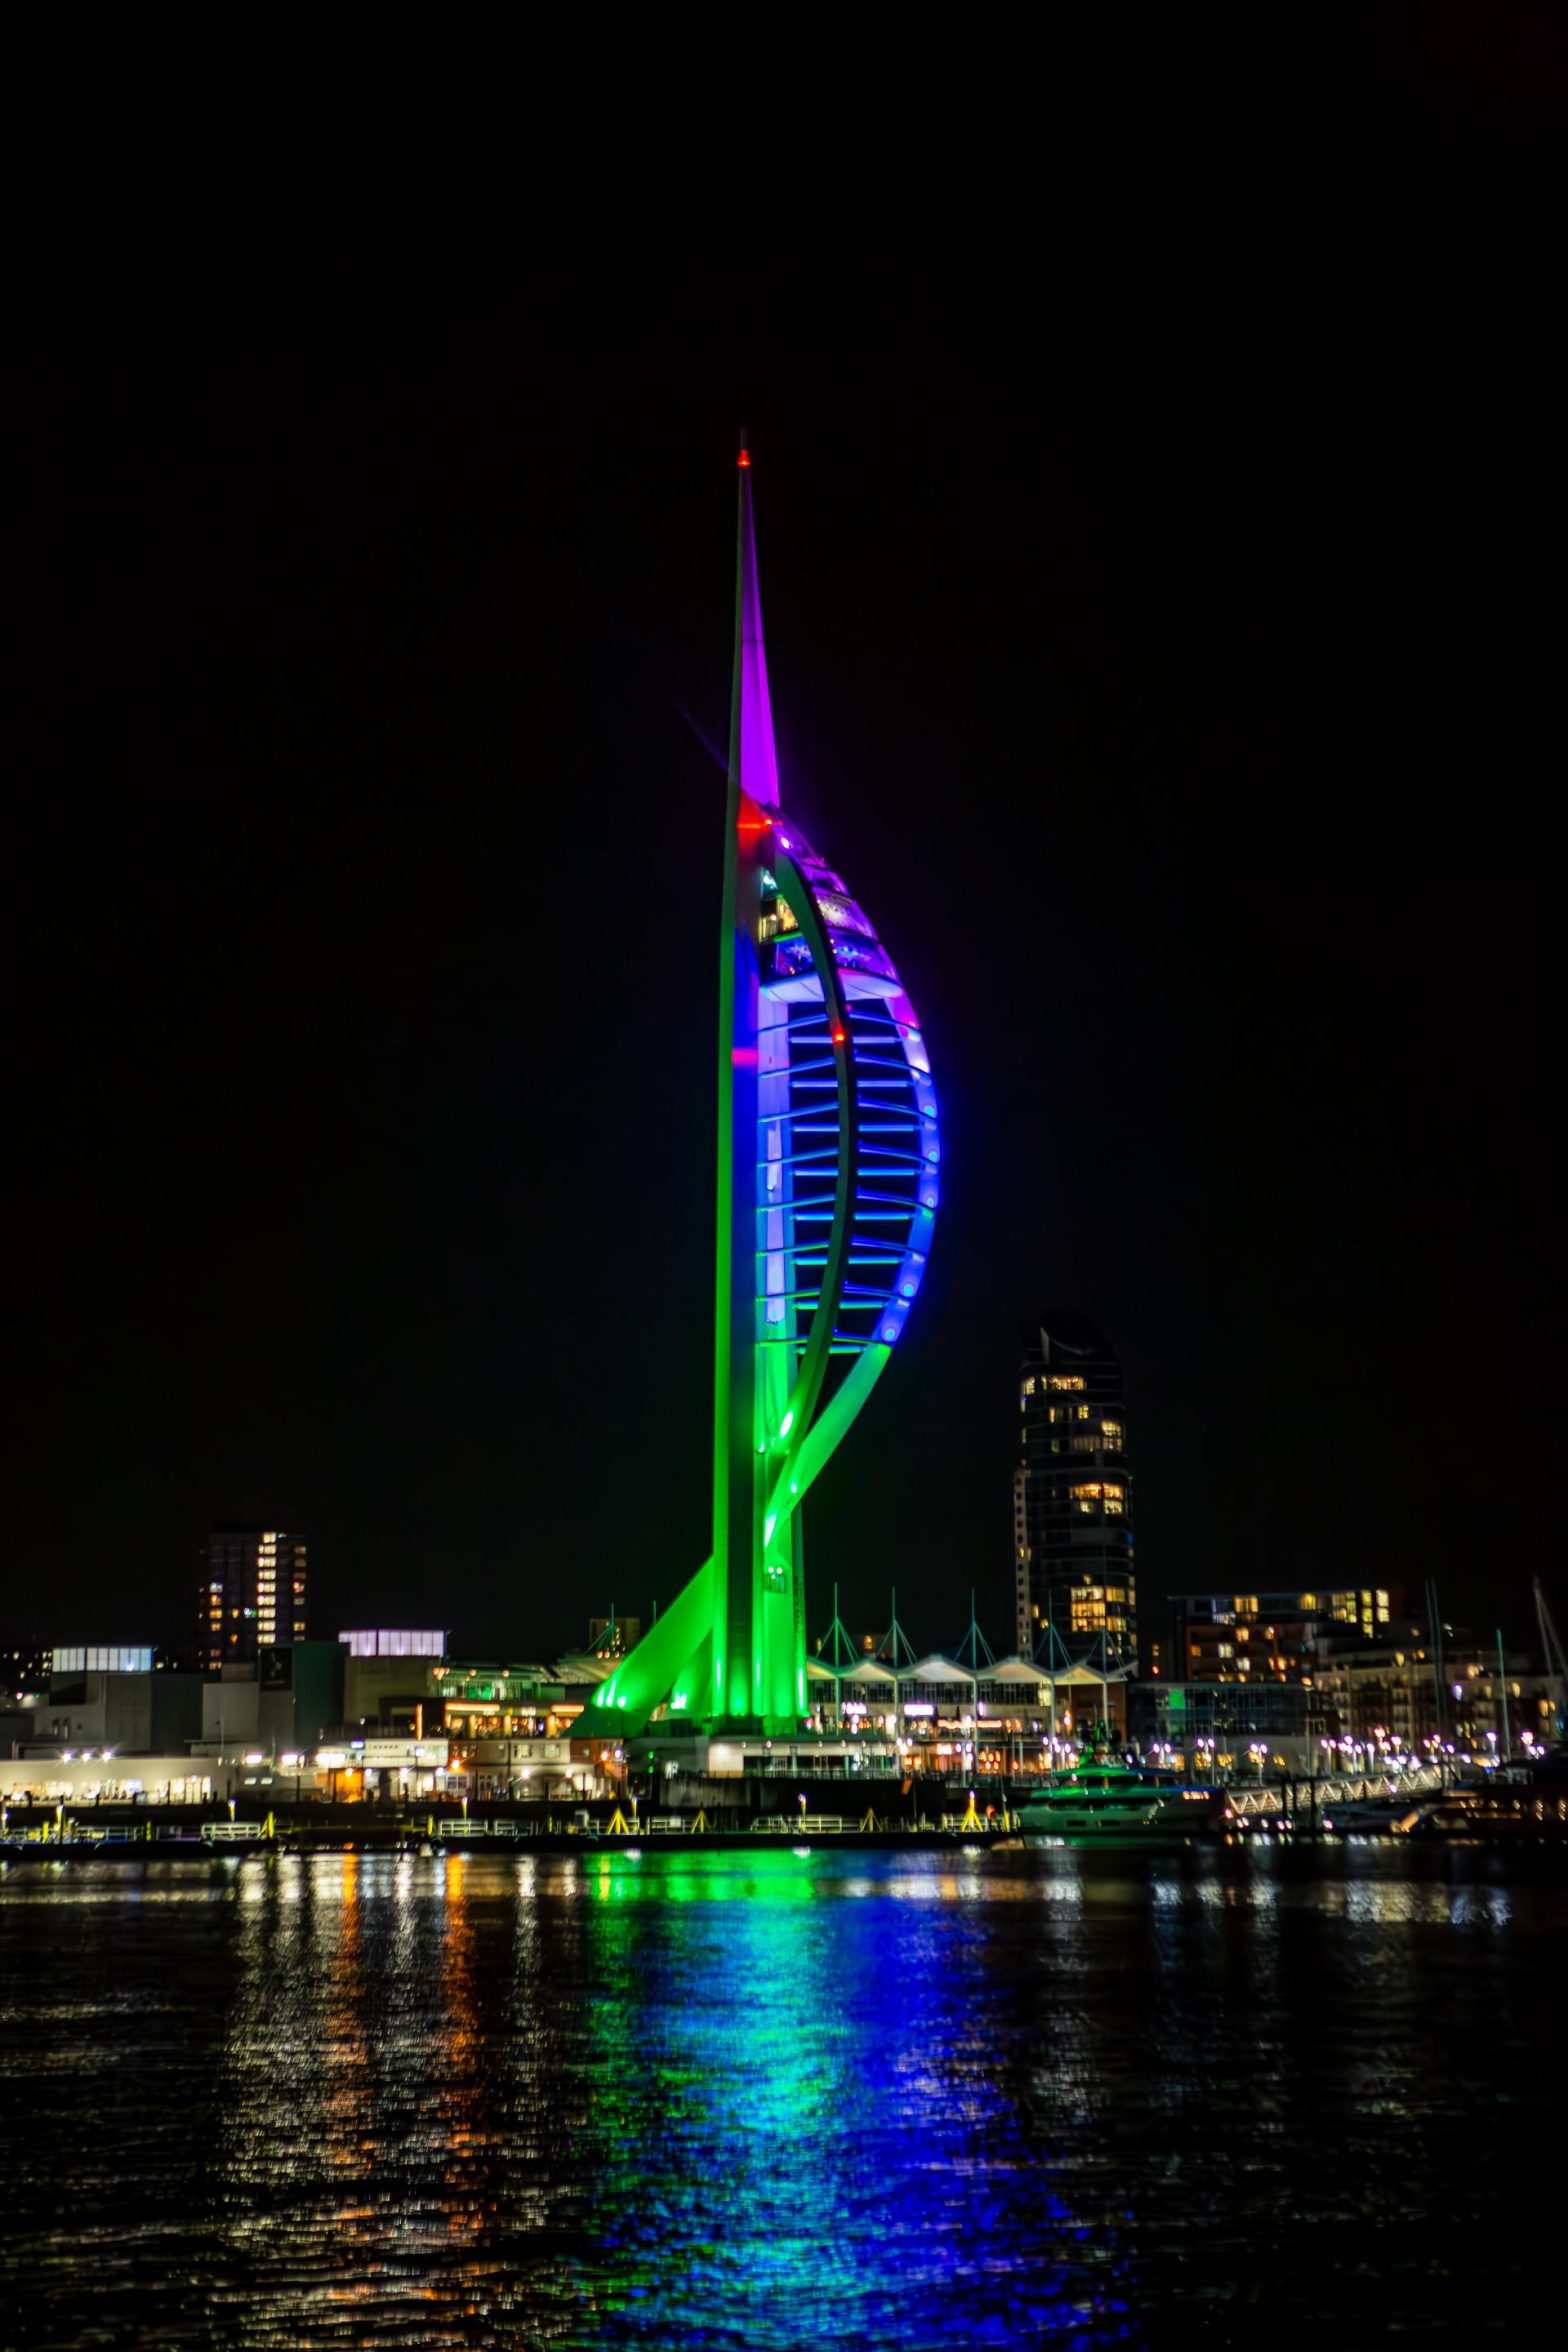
[0,1844,1559,2347]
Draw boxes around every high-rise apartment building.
[198,1528,307,1668]
[1015,1316,1136,1668]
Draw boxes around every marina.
[4,1755,1566,1862]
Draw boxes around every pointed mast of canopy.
[734,429,780,809]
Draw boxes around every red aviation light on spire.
[737,448,750,469]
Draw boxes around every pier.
[4,1762,1565,1859]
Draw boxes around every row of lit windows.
[1070,1481,1126,1515]
[1045,1408,1109,1432]
[1068,1600,1133,1630]
[1222,1589,1389,1620]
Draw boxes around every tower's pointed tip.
[731,425,778,806]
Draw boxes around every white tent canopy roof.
[807,1656,899,1686]
[901,1654,980,1685]
[807,1652,1124,1695]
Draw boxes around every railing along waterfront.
[1224,1764,1446,1819]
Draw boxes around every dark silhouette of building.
[198,1528,307,1669]
[1015,1316,1135,1669]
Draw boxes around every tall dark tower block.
[198,1527,308,1669]
[1016,1317,1135,1668]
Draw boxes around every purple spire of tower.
[736,430,780,809]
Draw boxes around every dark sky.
[5,24,1563,1661]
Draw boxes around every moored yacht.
[1015,1763,1226,1842]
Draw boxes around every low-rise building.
[1314,1638,1562,1759]
[195,1642,346,1760]
[17,1653,205,1758]
[1131,1678,1324,1776]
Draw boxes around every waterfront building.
[465,1734,575,1800]
[0,1752,218,1804]
[335,1634,448,1736]
[199,1641,345,1756]
[427,1660,590,1742]
[577,440,941,1745]
[1313,1636,1562,1758]
[1171,1587,1405,1683]
[17,1653,205,1757]
[799,1644,1126,1778]
[1130,1678,1324,1776]
[198,1527,307,1668]
[1015,1316,1136,1669]
[342,1645,443,1734]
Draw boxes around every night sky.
[6,26,1562,1662]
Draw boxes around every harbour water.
[0,1845,1559,2348]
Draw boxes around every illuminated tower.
[579,440,940,1737]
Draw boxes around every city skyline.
[4,38,1562,2351]
[6,100,1560,1657]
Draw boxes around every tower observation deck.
[578,440,941,1736]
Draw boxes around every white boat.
[1015,1764,1225,1842]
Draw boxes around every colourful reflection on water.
[0,1845,1560,2348]
[568,1850,1115,2346]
